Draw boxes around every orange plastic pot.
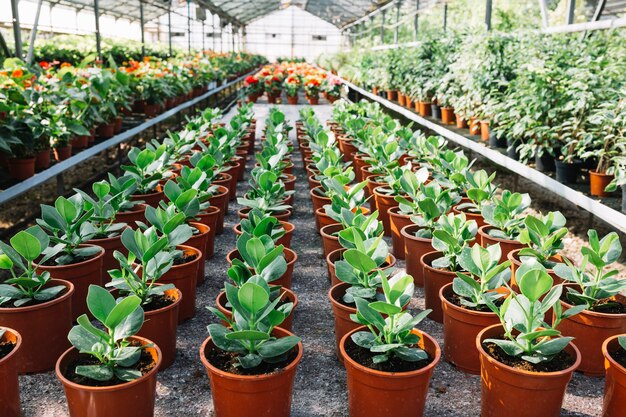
[440,283,501,374]
[469,117,481,135]
[372,186,401,236]
[0,280,73,374]
[115,204,147,227]
[137,287,181,370]
[282,173,297,192]
[54,145,72,161]
[310,186,331,212]
[363,173,386,210]
[200,326,302,417]
[159,245,201,322]
[455,114,468,129]
[320,223,343,258]
[130,189,164,208]
[56,336,161,417]
[386,90,397,101]
[329,283,359,361]
[307,175,320,192]
[477,324,580,417]
[480,121,490,142]
[352,154,370,182]
[397,92,406,107]
[208,185,230,235]
[224,162,240,201]
[340,326,440,417]
[556,292,626,377]
[185,222,210,287]
[0,327,21,417]
[338,139,358,163]
[237,207,292,222]
[508,249,568,292]
[602,334,626,417]
[195,206,220,262]
[314,207,336,232]
[7,157,35,180]
[226,247,297,289]
[36,245,104,318]
[421,251,458,323]
[388,207,413,260]
[441,107,455,124]
[401,225,433,287]
[478,225,524,263]
[418,101,432,117]
[216,288,298,332]
[233,220,294,249]
[590,171,614,197]
[88,232,126,285]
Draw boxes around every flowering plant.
[304,76,322,97]
[283,75,301,97]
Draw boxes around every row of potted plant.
[243,62,343,105]
[296,99,626,417]
[0,103,257,416]
[323,29,626,211]
[0,50,265,181]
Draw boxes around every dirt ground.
[16,99,615,416]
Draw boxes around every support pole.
[201,21,205,51]
[414,0,419,40]
[380,9,386,44]
[485,0,493,30]
[187,0,192,53]
[443,3,448,31]
[139,0,145,57]
[220,20,223,52]
[26,0,43,64]
[566,0,576,24]
[0,32,11,58]
[394,1,400,44]
[538,0,549,28]
[168,7,172,56]
[291,6,295,57]
[241,26,246,51]
[231,24,235,52]
[212,13,216,51]
[10,0,23,58]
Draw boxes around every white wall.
[244,6,344,62]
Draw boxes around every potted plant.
[304,76,322,105]
[340,273,440,417]
[238,170,293,220]
[440,243,511,373]
[479,190,531,262]
[0,327,21,417]
[477,260,583,417]
[553,230,626,376]
[420,212,477,323]
[200,281,302,417]
[122,146,168,207]
[107,228,182,369]
[284,75,300,105]
[56,286,161,417]
[452,169,497,228]
[0,226,74,373]
[234,208,294,249]
[602,335,626,417]
[36,195,105,318]
[106,173,145,226]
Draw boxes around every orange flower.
[11,69,23,78]
[61,62,72,68]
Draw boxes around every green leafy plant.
[518,211,568,268]
[238,209,286,244]
[431,213,478,271]
[481,190,531,240]
[121,146,168,194]
[74,181,127,239]
[407,180,459,239]
[229,232,287,287]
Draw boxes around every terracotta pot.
[144,103,158,118]
[0,327,21,417]
[328,250,396,288]
[87,233,126,285]
[226,247,297,289]
[386,90,397,101]
[54,145,72,161]
[71,135,89,149]
[56,336,161,417]
[35,149,51,170]
[130,190,164,208]
[208,185,230,235]
[216,288,298,331]
[224,162,240,201]
[373,187,402,237]
[440,283,501,374]
[397,93,406,107]
[36,246,104,318]
[329,283,360,360]
[137,287,181,370]
[365,175,388,212]
[97,122,115,139]
[310,187,331,212]
[338,139,358,163]
[114,117,123,134]
[477,324,580,417]
[185,222,210,287]
[508,249,568,292]
[441,107,455,124]
[452,205,487,228]
[469,117,481,135]
[418,101,432,117]
[194,206,220,263]
[455,114,468,129]
[314,207,337,232]
[282,173,297,192]
[352,154,370,182]
[0,279,74,373]
[602,334,626,417]
[159,245,201,322]
[340,326,440,417]
[590,171,614,197]
[556,291,626,377]
[287,95,298,105]
[421,250,458,323]
[401,225,432,287]
[320,223,343,258]
[200,326,302,417]
[237,207,292,222]
[7,157,35,180]
[478,225,524,263]
[308,175,321,190]
[388,207,413,260]
[233,220,294,249]
[115,204,147,227]
[480,121,490,142]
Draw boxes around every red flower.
[245,75,258,84]
[11,69,23,78]
[39,61,50,70]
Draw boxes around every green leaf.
[104,295,142,330]
[87,285,116,324]
[238,282,269,315]
[258,336,300,358]
[344,249,377,273]
[519,269,552,302]
[76,365,114,381]
[9,230,42,262]
[369,301,402,315]
[225,330,270,341]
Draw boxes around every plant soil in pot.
[477,324,580,417]
[401,224,433,287]
[388,207,413,259]
[215,289,298,332]
[159,245,201,322]
[555,160,582,184]
[601,334,626,417]
[440,283,501,374]
[199,326,302,417]
[56,336,161,417]
[36,245,104,318]
[340,326,440,417]
[208,185,230,234]
[420,251,458,323]
[320,223,343,258]
[478,225,525,263]
[195,206,220,262]
[0,279,74,373]
[0,327,21,417]
[589,170,614,197]
[373,186,402,237]
[556,292,626,377]
[7,157,36,180]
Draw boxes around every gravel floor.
[17,101,614,416]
